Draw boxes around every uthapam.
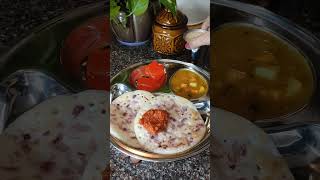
[0,90,108,180]
[212,108,294,180]
[110,90,154,148]
[134,94,206,154]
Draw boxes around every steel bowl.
[169,67,209,101]
[110,59,210,162]
[211,0,320,129]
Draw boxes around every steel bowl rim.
[211,0,320,126]
[211,0,320,52]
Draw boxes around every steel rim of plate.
[0,1,107,62]
[110,59,210,162]
[0,1,108,95]
[0,2,108,130]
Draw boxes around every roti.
[0,90,108,180]
[110,90,154,148]
[134,94,206,154]
[212,107,294,180]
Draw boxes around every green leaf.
[110,0,117,7]
[110,0,121,22]
[111,70,129,85]
[156,85,171,93]
[160,0,177,16]
[127,0,149,16]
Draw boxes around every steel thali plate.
[110,59,210,162]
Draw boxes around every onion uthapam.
[110,90,154,148]
[134,94,206,154]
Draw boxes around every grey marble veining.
[0,0,102,47]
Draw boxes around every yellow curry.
[212,23,314,121]
[170,69,208,99]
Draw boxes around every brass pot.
[152,8,188,55]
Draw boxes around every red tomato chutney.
[61,16,110,90]
[130,60,166,92]
[139,109,169,135]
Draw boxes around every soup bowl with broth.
[211,0,320,127]
[212,23,314,121]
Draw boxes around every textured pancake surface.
[110,90,154,148]
[0,90,108,180]
[134,94,206,154]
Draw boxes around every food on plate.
[110,90,206,154]
[85,46,109,90]
[129,60,166,92]
[0,90,108,180]
[110,90,155,148]
[61,16,110,90]
[134,94,206,154]
[212,108,294,180]
[212,23,314,120]
[139,109,169,135]
[170,69,208,99]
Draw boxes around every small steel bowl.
[168,68,209,101]
[110,59,210,162]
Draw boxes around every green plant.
[110,0,149,26]
[110,0,178,27]
[159,0,177,16]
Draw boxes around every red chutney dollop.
[139,109,169,135]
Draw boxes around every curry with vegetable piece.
[212,23,314,121]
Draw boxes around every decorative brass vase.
[152,8,188,55]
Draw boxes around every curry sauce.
[212,23,314,120]
[170,69,208,99]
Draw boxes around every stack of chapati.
[0,90,108,180]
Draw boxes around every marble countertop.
[0,0,102,48]
[110,41,210,179]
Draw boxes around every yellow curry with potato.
[170,69,208,99]
[212,23,314,121]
